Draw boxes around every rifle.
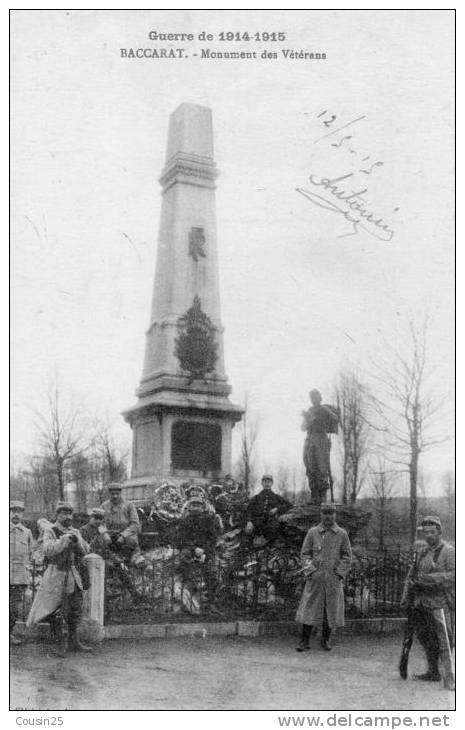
[399,548,421,679]
[434,608,454,689]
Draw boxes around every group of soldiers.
[10,479,455,691]
[10,482,146,657]
[292,507,455,691]
[9,474,292,654]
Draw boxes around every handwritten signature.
[296,173,394,242]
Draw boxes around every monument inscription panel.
[171,420,222,473]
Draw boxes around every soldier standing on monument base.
[302,389,339,504]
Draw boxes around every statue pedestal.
[280,503,371,541]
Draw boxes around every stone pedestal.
[280,503,372,542]
[81,553,105,642]
[123,103,242,502]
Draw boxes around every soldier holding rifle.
[400,516,455,691]
[27,502,91,656]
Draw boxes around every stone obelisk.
[123,103,243,501]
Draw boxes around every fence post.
[81,553,105,642]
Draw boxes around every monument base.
[122,389,242,504]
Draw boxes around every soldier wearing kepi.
[407,516,455,690]
[27,502,91,656]
[10,500,33,644]
[101,482,143,565]
[245,474,292,541]
[295,502,352,652]
[80,507,112,556]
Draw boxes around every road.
[10,633,455,711]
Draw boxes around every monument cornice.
[145,318,224,335]
[123,400,243,426]
[159,153,219,192]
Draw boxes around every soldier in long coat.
[27,502,91,656]
[295,502,352,651]
[10,500,33,644]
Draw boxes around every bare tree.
[24,454,60,513]
[417,469,432,513]
[274,463,298,503]
[34,383,87,501]
[369,318,451,543]
[69,453,93,513]
[334,370,371,505]
[369,459,397,551]
[92,418,129,486]
[235,394,260,494]
[9,457,30,506]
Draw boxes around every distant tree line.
[10,383,128,516]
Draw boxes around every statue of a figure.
[302,389,339,505]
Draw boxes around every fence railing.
[104,547,412,625]
[16,550,411,627]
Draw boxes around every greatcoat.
[26,524,89,627]
[295,522,352,628]
[10,522,33,585]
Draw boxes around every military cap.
[420,515,442,530]
[90,507,105,518]
[10,500,25,511]
[55,501,74,513]
[188,495,206,504]
[185,495,207,512]
[320,502,337,512]
[261,474,274,482]
[107,482,122,491]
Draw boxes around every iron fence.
[14,549,412,626]
[104,547,412,625]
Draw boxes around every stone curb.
[14,617,406,643]
[102,617,406,640]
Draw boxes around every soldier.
[10,500,33,644]
[214,475,248,532]
[101,483,143,564]
[81,507,140,603]
[27,502,91,656]
[295,502,352,652]
[80,507,112,556]
[407,516,455,690]
[245,474,292,541]
[176,495,223,561]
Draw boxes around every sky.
[10,9,454,496]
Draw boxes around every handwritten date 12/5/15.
[315,110,384,174]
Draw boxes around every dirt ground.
[10,633,455,711]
